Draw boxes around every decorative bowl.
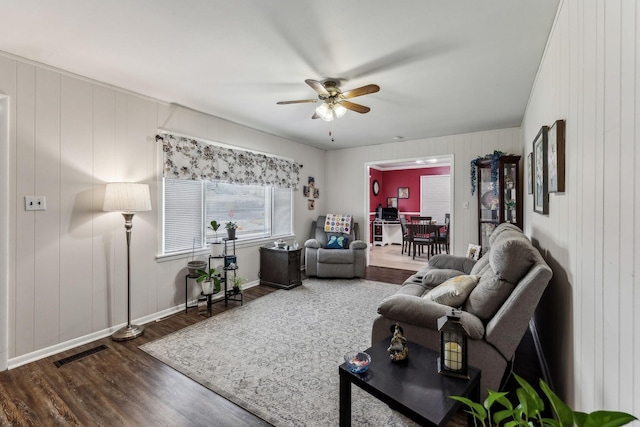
[344,351,371,374]
[274,240,287,249]
[187,260,207,276]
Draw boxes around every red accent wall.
[369,166,450,213]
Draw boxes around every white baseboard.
[7,280,259,369]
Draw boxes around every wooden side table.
[259,246,302,289]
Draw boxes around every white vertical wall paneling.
[565,0,580,405]
[580,0,598,410]
[112,92,128,327]
[15,62,36,356]
[33,68,61,350]
[523,0,640,417]
[144,99,159,314]
[593,0,607,409]
[618,0,636,411]
[0,92,10,370]
[602,0,622,408]
[92,85,116,332]
[59,76,94,343]
[0,55,17,362]
[634,0,640,414]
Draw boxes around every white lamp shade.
[103,182,152,212]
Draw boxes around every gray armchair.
[304,215,367,278]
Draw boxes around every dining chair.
[408,223,439,260]
[399,217,410,256]
[437,213,450,254]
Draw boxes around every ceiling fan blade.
[305,79,330,96]
[340,100,371,114]
[311,112,321,119]
[276,99,318,105]
[341,84,380,99]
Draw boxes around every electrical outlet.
[25,196,46,211]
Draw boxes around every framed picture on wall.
[547,119,566,193]
[527,152,533,194]
[398,187,409,199]
[387,197,397,208]
[533,126,549,214]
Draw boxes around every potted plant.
[231,275,245,294]
[187,238,207,275]
[196,268,221,295]
[450,373,637,427]
[225,221,238,240]
[208,220,224,257]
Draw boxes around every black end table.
[339,338,480,427]
[259,246,302,289]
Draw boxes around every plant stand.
[208,237,243,310]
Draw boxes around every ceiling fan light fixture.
[315,103,334,121]
[334,103,347,118]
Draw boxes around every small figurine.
[387,323,408,362]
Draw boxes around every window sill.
[156,235,296,262]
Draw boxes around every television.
[377,207,398,221]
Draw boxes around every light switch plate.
[25,196,46,211]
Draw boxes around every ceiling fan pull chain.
[330,121,334,142]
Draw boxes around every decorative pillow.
[325,234,349,249]
[421,269,467,287]
[423,275,480,307]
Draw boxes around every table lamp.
[103,182,151,341]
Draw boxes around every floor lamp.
[103,182,152,341]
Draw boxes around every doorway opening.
[364,154,454,270]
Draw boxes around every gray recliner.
[371,223,552,399]
[304,215,367,278]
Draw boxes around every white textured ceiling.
[0,0,559,151]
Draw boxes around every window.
[162,178,293,255]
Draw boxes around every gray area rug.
[141,278,425,426]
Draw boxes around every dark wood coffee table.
[339,338,481,427]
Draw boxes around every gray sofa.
[304,215,367,278]
[372,223,552,398]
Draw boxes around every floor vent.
[53,344,108,368]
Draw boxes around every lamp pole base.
[111,324,145,341]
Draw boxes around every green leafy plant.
[450,374,637,427]
[208,220,221,242]
[231,275,245,293]
[195,268,221,293]
[225,221,237,230]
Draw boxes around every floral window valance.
[157,133,301,189]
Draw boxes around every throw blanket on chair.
[324,214,352,233]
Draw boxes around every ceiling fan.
[277,79,380,121]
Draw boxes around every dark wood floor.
[0,266,541,426]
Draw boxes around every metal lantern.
[437,309,469,379]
